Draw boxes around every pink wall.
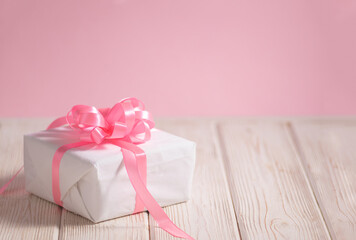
[1,0,355,117]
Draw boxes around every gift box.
[24,126,196,222]
[17,98,196,239]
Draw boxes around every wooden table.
[1,118,355,240]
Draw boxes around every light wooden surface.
[290,119,356,240]
[1,118,355,240]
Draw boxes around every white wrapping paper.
[24,126,196,223]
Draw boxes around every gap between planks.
[215,121,244,240]
[287,119,356,240]
[286,122,334,239]
[148,119,241,240]
[216,119,331,239]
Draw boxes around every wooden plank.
[149,119,240,240]
[0,119,61,239]
[290,119,356,240]
[218,119,330,239]
[59,209,149,240]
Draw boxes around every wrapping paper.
[24,126,196,223]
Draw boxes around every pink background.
[1,0,355,117]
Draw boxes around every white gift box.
[24,126,196,223]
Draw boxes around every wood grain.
[3,118,356,240]
[59,209,149,240]
[218,119,330,239]
[0,119,61,240]
[291,119,356,240]
[148,119,240,240]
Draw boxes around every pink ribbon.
[1,97,193,240]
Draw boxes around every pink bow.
[47,97,154,144]
[1,98,194,240]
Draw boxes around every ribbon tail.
[47,116,67,130]
[133,150,146,213]
[0,166,24,194]
[117,142,194,240]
